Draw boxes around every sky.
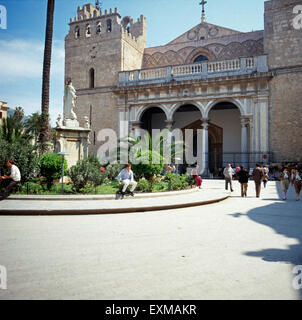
[0,0,266,125]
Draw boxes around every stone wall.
[265,0,302,161]
[269,72,302,162]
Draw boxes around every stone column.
[241,117,249,167]
[201,118,210,169]
[201,118,210,174]
[130,121,142,138]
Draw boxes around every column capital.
[240,116,252,128]
[200,118,210,130]
[164,120,175,129]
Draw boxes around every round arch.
[204,99,245,118]
[136,104,169,122]
[185,47,216,64]
[169,101,205,121]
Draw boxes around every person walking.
[223,163,234,192]
[291,168,302,201]
[279,167,291,200]
[192,164,202,189]
[252,164,264,198]
[117,163,137,198]
[262,165,269,188]
[237,165,249,197]
[0,160,21,201]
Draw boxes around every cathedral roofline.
[144,30,264,55]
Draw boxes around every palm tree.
[24,112,43,144]
[40,0,55,153]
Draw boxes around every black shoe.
[130,192,134,197]
[121,192,125,199]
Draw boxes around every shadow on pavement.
[242,183,302,299]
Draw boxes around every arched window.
[86,24,91,37]
[106,19,112,32]
[96,22,101,35]
[75,26,80,39]
[193,55,209,63]
[89,68,95,88]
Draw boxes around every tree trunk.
[40,0,55,153]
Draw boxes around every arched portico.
[169,101,205,121]
[205,100,251,169]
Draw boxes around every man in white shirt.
[0,160,21,201]
[223,163,234,192]
[117,163,137,197]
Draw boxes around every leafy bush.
[136,178,152,193]
[131,150,164,181]
[21,182,43,194]
[0,140,40,182]
[164,173,191,191]
[39,153,67,190]
[69,157,106,193]
[104,164,124,180]
[151,180,168,192]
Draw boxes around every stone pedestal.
[55,126,91,168]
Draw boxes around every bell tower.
[264,0,302,161]
[64,3,146,152]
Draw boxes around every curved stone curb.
[7,187,199,201]
[0,194,230,216]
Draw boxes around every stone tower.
[264,0,302,162]
[65,3,146,152]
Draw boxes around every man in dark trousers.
[0,160,21,201]
[252,164,264,198]
[238,166,249,197]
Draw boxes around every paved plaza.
[0,180,301,300]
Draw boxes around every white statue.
[56,114,63,128]
[63,79,77,120]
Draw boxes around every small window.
[86,24,91,37]
[89,68,95,88]
[75,26,80,39]
[96,22,101,35]
[193,55,209,63]
[106,19,112,32]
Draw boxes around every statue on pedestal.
[63,78,77,121]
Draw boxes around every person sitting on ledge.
[117,163,137,197]
[0,160,21,201]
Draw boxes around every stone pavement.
[0,179,301,300]
[0,180,230,214]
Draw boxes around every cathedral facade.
[64,0,302,171]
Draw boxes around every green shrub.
[136,178,152,193]
[21,182,43,194]
[151,181,168,192]
[39,153,67,190]
[0,140,40,182]
[104,164,124,180]
[131,150,164,181]
[69,157,106,193]
[164,173,190,191]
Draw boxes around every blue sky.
[0,0,266,125]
